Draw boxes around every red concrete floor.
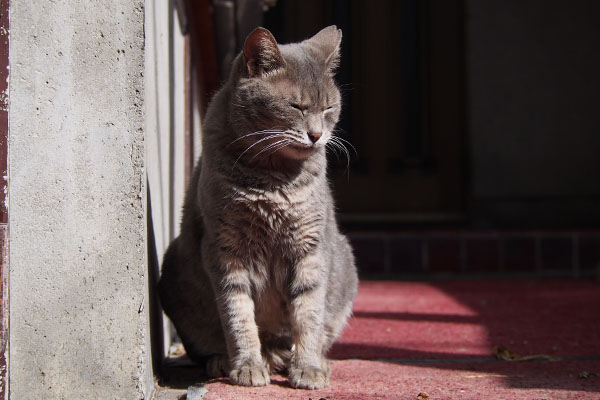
[158,280,600,399]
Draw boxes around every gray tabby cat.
[158,25,358,390]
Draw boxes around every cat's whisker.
[263,139,293,159]
[326,140,343,161]
[332,134,357,156]
[251,138,291,161]
[329,136,349,160]
[230,128,285,138]
[232,134,287,170]
[226,129,286,148]
[327,136,341,154]
[332,142,348,165]
[329,137,351,174]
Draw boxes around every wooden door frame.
[332,0,467,224]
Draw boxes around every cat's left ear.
[243,27,285,77]
[305,25,342,73]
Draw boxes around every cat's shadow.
[159,360,295,390]
[203,375,292,388]
[261,376,291,389]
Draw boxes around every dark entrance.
[264,0,466,225]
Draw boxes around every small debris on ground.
[417,392,430,400]
[493,345,561,362]
[187,384,208,400]
[579,371,599,379]
[169,342,186,357]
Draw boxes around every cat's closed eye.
[289,103,307,113]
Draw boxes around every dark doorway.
[265,0,466,225]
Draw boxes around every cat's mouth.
[280,142,317,160]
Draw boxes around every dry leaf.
[417,392,430,400]
[494,345,520,360]
[493,345,560,362]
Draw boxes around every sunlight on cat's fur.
[158,26,358,390]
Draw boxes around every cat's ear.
[243,27,285,77]
[305,25,342,72]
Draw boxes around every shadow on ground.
[328,279,600,393]
[157,279,600,396]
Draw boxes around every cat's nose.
[308,131,322,143]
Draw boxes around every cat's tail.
[157,237,180,322]
[264,345,292,374]
[261,334,293,374]
[157,237,207,364]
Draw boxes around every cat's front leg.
[287,253,330,389]
[213,256,270,387]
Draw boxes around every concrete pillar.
[9,1,152,398]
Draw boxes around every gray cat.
[158,26,358,390]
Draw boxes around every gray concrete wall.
[465,0,600,226]
[9,1,153,398]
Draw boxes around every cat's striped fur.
[159,26,358,390]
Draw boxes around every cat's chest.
[224,186,324,252]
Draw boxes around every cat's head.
[230,26,343,162]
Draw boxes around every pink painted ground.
[161,280,600,399]
[202,359,600,400]
[331,280,600,360]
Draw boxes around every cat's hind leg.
[205,354,230,378]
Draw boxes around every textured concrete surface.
[9,1,151,398]
[157,280,600,399]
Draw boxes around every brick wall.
[350,231,600,278]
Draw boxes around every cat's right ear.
[243,28,285,77]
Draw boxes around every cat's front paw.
[229,362,270,386]
[288,366,330,389]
